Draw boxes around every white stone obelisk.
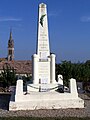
[32,3,56,84]
[37,3,50,58]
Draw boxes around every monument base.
[9,91,84,111]
[27,83,62,92]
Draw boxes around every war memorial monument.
[9,3,84,110]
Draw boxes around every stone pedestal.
[9,77,84,111]
[9,91,84,111]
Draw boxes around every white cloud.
[80,16,90,22]
[48,12,58,17]
[48,10,62,17]
[0,17,22,22]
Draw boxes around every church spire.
[9,28,13,41]
[7,29,14,61]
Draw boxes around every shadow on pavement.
[0,93,11,110]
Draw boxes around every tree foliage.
[0,64,16,88]
[56,60,90,85]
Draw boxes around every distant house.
[0,58,7,62]
[0,60,32,77]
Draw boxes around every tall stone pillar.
[50,54,56,83]
[37,3,50,58]
[32,54,38,84]
[32,3,56,85]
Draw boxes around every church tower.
[8,29,14,61]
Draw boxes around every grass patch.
[0,117,90,120]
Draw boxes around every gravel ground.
[0,93,90,117]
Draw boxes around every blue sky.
[0,0,90,63]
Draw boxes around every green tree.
[0,64,16,88]
[56,60,90,86]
